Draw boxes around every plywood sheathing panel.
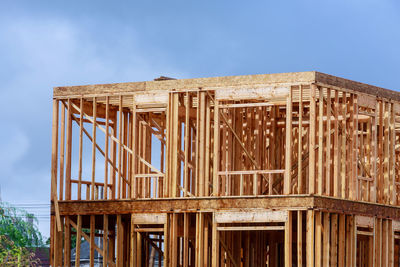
[54,71,400,103]
[54,72,315,97]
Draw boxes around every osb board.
[53,71,400,102]
[214,210,288,223]
[53,72,315,97]
[355,215,374,228]
[131,213,167,224]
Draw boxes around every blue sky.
[0,0,399,238]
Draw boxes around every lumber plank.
[284,87,292,195]
[309,84,317,194]
[284,211,292,266]
[306,210,315,267]
[75,215,82,267]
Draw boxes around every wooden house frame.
[51,71,400,266]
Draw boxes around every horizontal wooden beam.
[55,196,313,215]
[217,226,284,231]
[134,228,164,233]
[53,195,400,220]
[214,210,288,223]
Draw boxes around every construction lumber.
[50,72,400,266]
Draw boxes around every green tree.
[0,202,45,265]
[0,235,40,266]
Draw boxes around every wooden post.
[212,213,219,267]
[298,85,303,194]
[91,97,97,200]
[213,98,220,196]
[297,210,303,266]
[307,210,315,267]
[309,84,317,194]
[117,214,123,267]
[326,89,331,196]
[317,88,324,195]
[340,93,347,199]
[338,214,345,267]
[330,214,338,266]
[104,96,109,199]
[64,216,71,267]
[306,210,315,267]
[51,99,62,232]
[164,214,169,267]
[103,215,109,267]
[184,93,190,197]
[285,211,292,266]
[315,211,322,266]
[117,96,123,199]
[183,213,189,267]
[284,87,292,195]
[75,215,82,267]
[169,93,179,197]
[59,102,65,200]
[322,212,330,267]
[90,215,95,267]
[78,98,83,200]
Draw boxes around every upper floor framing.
[51,71,400,207]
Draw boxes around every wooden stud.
[318,88,324,195]
[338,214,345,267]
[51,99,62,232]
[284,87,292,195]
[64,216,71,267]
[212,213,219,267]
[118,96,123,199]
[298,85,303,194]
[75,215,82,267]
[91,97,97,200]
[322,212,330,267]
[297,210,303,266]
[117,214,123,267]
[59,102,65,200]
[183,213,189,267]
[90,215,95,267]
[333,91,340,198]
[285,210,292,266]
[103,215,109,267]
[340,93,347,198]
[104,96,109,199]
[330,214,338,266]
[307,210,315,267]
[78,98,83,200]
[326,89,332,196]
[315,211,322,266]
[309,84,317,194]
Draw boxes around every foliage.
[0,202,44,248]
[0,202,45,265]
[0,235,41,266]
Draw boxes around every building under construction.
[50,71,400,266]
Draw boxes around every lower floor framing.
[51,195,400,266]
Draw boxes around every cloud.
[0,14,186,238]
[0,126,29,174]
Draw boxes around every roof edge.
[53,71,400,101]
[315,71,400,101]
